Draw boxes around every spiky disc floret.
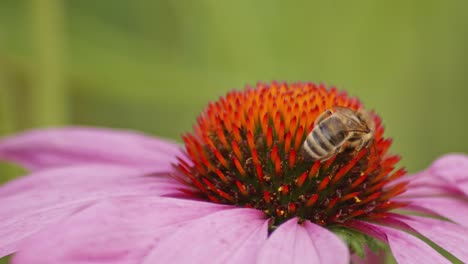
[176,82,408,226]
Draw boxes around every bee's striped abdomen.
[303,117,348,161]
[319,119,346,145]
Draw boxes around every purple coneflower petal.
[377,225,451,264]
[390,155,467,198]
[0,127,182,171]
[398,196,468,227]
[427,154,468,197]
[349,220,450,264]
[392,171,454,198]
[398,183,458,198]
[256,218,349,264]
[394,154,468,229]
[0,165,183,257]
[399,154,468,197]
[390,215,468,262]
[143,208,268,264]
[12,197,255,264]
[430,154,468,185]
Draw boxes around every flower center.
[175,82,408,226]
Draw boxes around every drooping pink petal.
[143,208,268,264]
[348,220,450,264]
[422,154,468,197]
[389,154,468,198]
[12,197,236,264]
[397,154,468,197]
[396,196,468,227]
[397,183,459,198]
[0,127,183,171]
[390,215,468,263]
[257,218,349,264]
[430,154,468,185]
[390,170,459,198]
[378,226,450,264]
[0,165,185,257]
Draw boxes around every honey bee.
[302,106,375,161]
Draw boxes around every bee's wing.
[333,106,370,133]
[332,105,357,115]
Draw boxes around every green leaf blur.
[0,1,467,262]
[0,256,9,264]
[2,0,468,173]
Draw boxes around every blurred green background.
[0,0,467,262]
[1,1,468,173]
[2,0,468,175]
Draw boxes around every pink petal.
[143,208,268,264]
[0,127,183,171]
[12,197,234,264]
[0,165,184,257]
[396,196,468,227]
[398,183,459,198]
[392,171,460,198]
[390,154,468,198]
[348,221,450,264]
[378,226,450,264]
[257,218,349,264]
[393,215,468,263]
[425,154,468,196]
[430,154,468,184]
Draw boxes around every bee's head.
[356,109,375,134]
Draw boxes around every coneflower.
[1,82,467,264]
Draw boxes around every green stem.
[29,0,67,127]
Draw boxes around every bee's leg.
[339,133,363,155]
[353,137,374,156]
[338,142,352,155]
[355,141,366,153]
[314,109,333,126]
